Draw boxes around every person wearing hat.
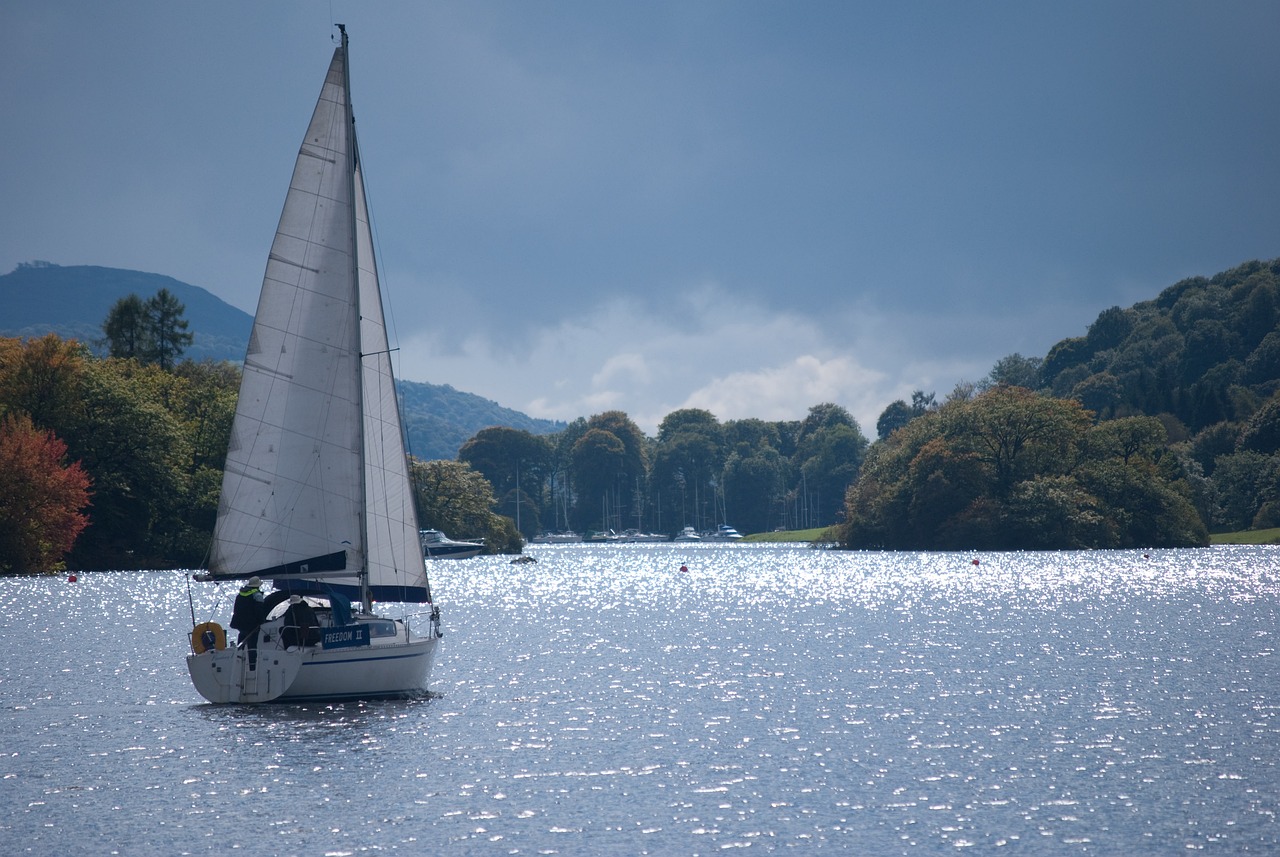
[230,576,267,668]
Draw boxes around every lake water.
[2,544,1278,855]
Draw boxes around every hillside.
[0,261,564,459]
[1038,257,1280,435]
[841,258,1280,550]
[401,380,565,461]
[1,261,251,363]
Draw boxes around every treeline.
[842,387,1207,549]
[456,404,868,542]
[841,257,1280,548]
[0,334,238,571]
[4,257,1278,569]
[0,331,864,570]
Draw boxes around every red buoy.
[68,574,78,582]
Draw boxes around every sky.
[4,1,1279,436]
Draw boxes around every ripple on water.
[1,545,1278,853]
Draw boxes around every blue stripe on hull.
[299,649,431,667]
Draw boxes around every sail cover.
[208,44,430,602]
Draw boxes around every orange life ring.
[191,621,227,654]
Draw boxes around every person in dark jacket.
[282,595,320,648]
[229,576,267,668]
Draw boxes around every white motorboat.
[420,528,485,559]
[704,524,745,541]
[674,526,701,542]
[618,529,670,543]
[530,531,583,544]
[187,27,442,704]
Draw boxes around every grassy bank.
[746,527,1280,546]
[1210,528,1280,545]
[747,526,1280,547]
[743,527,837,544]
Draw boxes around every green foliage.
[795,416,868,526]
[0,335,235,568]
[410,458,520,553]
[144,288,194,369]
[15,255,1280,563]
[101,289,194,369]
[1036,259,1279,432]
[982,353,1043,391]
[839,386,1207,550]
[722,446,787,537]
[458,426,553,539]
[876,390,935,440]
[101,294,148,360]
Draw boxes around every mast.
[337,24,372,610]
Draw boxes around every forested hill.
[0,261,564,460]
[400,382,566,461]
[1039,257,1280,435]
[1,261,251,363]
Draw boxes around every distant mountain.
[0,261,565,459]
[1,261,252,363]
[400,380,565,462]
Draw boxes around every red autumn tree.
[0,412,92,573]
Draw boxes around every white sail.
[354,152,429,600]
[208,44,429,602]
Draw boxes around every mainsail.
[208,39,429,603]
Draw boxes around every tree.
[571,428,628,531]
[796,421,868,526]
[101,294,150,360]
[954,386,1091,496]
[651,428,720,532]
[1085,306,1133,353]
[839,386,1205,549]
[722,446,787,536]
[410,458,520,553]
[982,353,1043,391]
[652,408,725,532]
[876,399,914,440]
[1003,475,1109,550]
[0,334,87,431]
[1071,372,1125,419]
[1238,396,1280,455]
[100,290,193,369]
[458,427,552,539]
[144,288,194,369]
[0,413,91,572]
[1210,451,1279,531]
[63,359,188,568]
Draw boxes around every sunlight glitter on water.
[2,544,1278,854]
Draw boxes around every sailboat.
[186,26,442,704]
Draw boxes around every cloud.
[681,355,884,427]
[397,281,911,436]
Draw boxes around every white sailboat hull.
[280,636,438,702]
[187,646,306,704]
[187,624,438,704]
